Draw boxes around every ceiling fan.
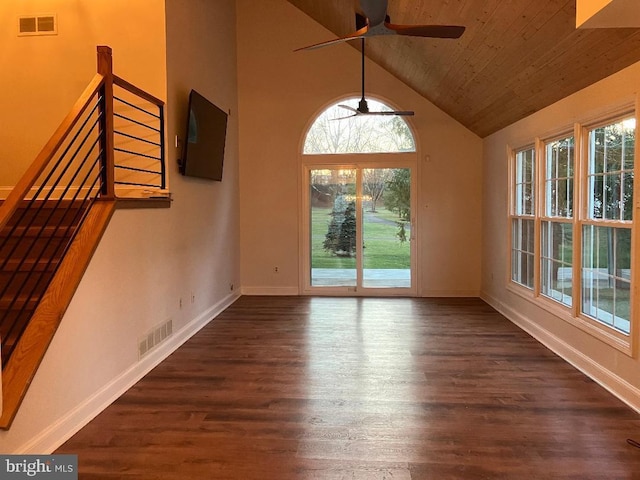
[295,0,466,51]
[335,38,414,119]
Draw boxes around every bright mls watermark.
[0,455,77,479]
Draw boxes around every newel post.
[97,46,115,199]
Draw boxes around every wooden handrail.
[0,45,168,429]
[0,200,116,429]
[0,73,105,233]
[114,75,164,107]
[0,45,167,235]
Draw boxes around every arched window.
[303,97,416,154]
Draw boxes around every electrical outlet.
[230,283,234,291]
[191,292,195,304]
[274,266,279,273]
[179,297,183,308]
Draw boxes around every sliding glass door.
[362,167,412,289]
[304,161,416,295]
[309,168,357,287]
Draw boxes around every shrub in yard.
[324,195,356,257]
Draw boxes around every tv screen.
[180,90,227,181]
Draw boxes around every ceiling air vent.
[18,14,57,36]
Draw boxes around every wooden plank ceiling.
[286,0,640,137]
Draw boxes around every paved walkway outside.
[312,268,410,288]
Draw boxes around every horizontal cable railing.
[0,45,166,370]
[0,81,105,365]
[113,75,166,191]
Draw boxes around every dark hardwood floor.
[56,296,640,479]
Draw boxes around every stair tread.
[16,199,86,208]
[0,225,77,239]
[0,296,39,309]
[1,258,59,272]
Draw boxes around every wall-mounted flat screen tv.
[180,89,227,181]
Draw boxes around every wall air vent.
[18,14,57,36]
[138,319,173,360]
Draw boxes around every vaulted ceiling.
[286,0,640,137]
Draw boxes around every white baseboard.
[241,286,299,296]
[241,287,480,297]
[421,289,480,297]
[17,291,241,454]
[481,291,640,414]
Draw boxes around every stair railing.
[0,45,165,369]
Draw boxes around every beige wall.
[237,0,483,296]
[0,0,167,190]
[482,61,640,409]
[0,0,240,452]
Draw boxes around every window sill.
[506,281,633,357]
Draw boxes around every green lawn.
[590,286,631,332]
[367,207,407,223]
[311,207,410,269]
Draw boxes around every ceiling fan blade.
[338,104,359,113]
[331,113,358,121]
[331,105,363,120]
[363,110,415,116]
[386,23,465,39]
[294,25,368,51]
[332,109,414,120]
[390,110,415,116]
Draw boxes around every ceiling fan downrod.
[358,38,369,113]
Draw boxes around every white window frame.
[540,133,575,308]
[509,145,536,290]
[507,106,637,356]
[577,114,635,347]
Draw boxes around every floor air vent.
[138,319,173,360]
[18,14,57,36]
